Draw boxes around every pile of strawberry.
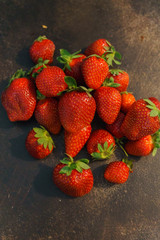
[2,36,160,197]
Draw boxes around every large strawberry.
[121,91,136,113]
[94,86,121,124]
[121,98,160,140]
[36,66,67,97]
[1,69,36,121]
[57,49,86,85]
[87,129,115,160]
[65,125,92,157]
[53,155,93,197]
[106,112,125,139]
[25,126,55,159]
[29,35,55,64]
[34,93,61,134]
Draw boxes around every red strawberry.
[1,69,36,121]
[94,86,121,124]
[53,156,93,197]
[58,89,96,133]
[121,91,136,113]
[87,129,115,160]
[29,36,55,64]
[104,69,129,92]
[34,95,61,134]
[120,98,160,140]
[36,66,67,97]
[104,159,133,184]
[65,125,92,157]
[28,58,49,81]
[25,126,54,159]
[106,112,125,139]
[81,56,109,89]
[57,49,86,85]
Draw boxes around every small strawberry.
[106,112,125,139]
[29,35,55,64]
[1,69,36,121]
[28,58,49,81]
[104,69,129,92]
[94,86,121,124]
[34,93,61,134]
[25,126,55,159]
[36,66,67,97]
[53,155,93,197]
[104,159,133,184]
[121,91,136,113]
[87,129,115,160]
[57,49,86,85]
[121,97,160,140]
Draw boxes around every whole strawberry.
[104,159,133,184]
[57,49,86,85]
[106,112,125,139]
[29,36,55,64]
[94,86,121,124]
[121,91,136,113]
[25,126,55,159]
[53,156,93,197]
[121,98,160,140]
[87,129,115,160]
[34,94,61,134]
[65,125,92,157]
[36,66,67,97]
[1,69,36,121]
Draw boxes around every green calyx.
[34,35,48,42]
[59,154,90,176]
[122,158,133,172]
[109,69,124,76]
[102,77,121,88]
[101,41,122,66]
[152,129,160,156]
[144,99,160,119]
[36,90,46,100]
[27,58,49,78]
[57,49,82,71]
[7,69,27,88]
[91,142,115,160]
[33,126,55,151]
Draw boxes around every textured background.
[0,0,160,239]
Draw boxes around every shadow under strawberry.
[16,46,33,68]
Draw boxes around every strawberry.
[104,69,129,92]
[125,130,160,156]
[106,112,125,139]
[29,35,55,64]
[25,126,54,159]
[94,86,121,124]
[121,91,136,113]
[57,49,86,85]
[121,98,160,140]
[87,129,115,160]
[1,69,36,121]
[34,93,61,134]
[28,58,49,81]
[104,159,133,184]
[65,125,92,157]
[53,155,93,197]
[36,66,67,97]
[81,56,109,89]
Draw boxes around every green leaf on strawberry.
[7,69,27,87]
[144,98,160,119]
[34,35,48,42]
[91,141,115,160]
[109,69,124,76]
[152,129,160,156]
[103,76,121,88]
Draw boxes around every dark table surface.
[0,0,160,239]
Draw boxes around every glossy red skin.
[104,161,129,184]
[58,91,96,133]
[65,125,92,157]
[87,129,115,154]
[125,135,154,156]
[81,56,109,89]
[121,98,160,141]
[53,163,93,197]
[25,130,53,159]
[106,112,125,139]
[1,78,36,121]
[84,39,110,57]
[107,71,129,92]
[121,92,136,113]
[36,66,67,97]
[94,86,121,124]
[65,54,86,85]
[29,39,55,64]
[34,98,61,134]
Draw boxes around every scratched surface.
[0,0,160,239]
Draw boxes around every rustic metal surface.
[0,0,160,239]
